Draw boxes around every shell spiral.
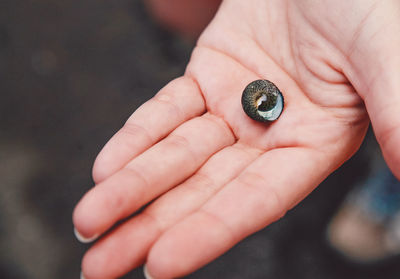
[241,79,284,122]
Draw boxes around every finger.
[345,2,400,177]
[92,76,206,183]
[145,147,334,278]
[73,113,234,239]
[80,143,261,279]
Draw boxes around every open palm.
[74,0,400,278]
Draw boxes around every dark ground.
[1,1,399,278]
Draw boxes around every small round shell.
[241,79,284,122]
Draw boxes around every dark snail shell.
[241,79,284,122]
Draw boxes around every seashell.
[241,79,284,122]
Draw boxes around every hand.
[73,0,400,278]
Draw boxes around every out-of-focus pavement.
[1,1,399,278]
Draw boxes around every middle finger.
[73,113,234,239]
[81,143,262,279]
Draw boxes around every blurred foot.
[145,0,222,39]
[327,167,400,263]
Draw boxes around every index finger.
[92,76,206,183]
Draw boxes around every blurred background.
[1,0,399,278]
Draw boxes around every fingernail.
[80,271,86,279]
[74,227,98,243]
[143,264,155,279]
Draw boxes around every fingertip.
[91,132,136,184]
[146,246,176,279]
[92,155,108,184]
[144,259,176,279]
[81,245,108,279]
[143,264,156,279]
[73,197,100,243]
[146,226,197,279]
[74,227,99,244]
[92,145,116,184]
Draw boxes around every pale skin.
[73,0,400,278]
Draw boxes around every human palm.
[74,0,400,278]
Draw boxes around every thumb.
[349,2,400,177]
